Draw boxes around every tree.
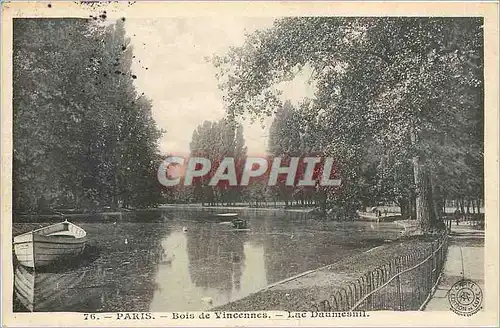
[213,17,483,232]
[13,18,163,215]
[268,100,324,208]
[189,118,247,205]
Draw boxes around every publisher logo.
[448,279,483,316]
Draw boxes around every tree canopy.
[213,17,484,231]
[13,18,163,214]
[188,118,247,205]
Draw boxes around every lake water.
[13,209,404,312]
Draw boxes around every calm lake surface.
[13,209,404,312]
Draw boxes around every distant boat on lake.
[215,213,239,219]
[13,220,87,268]
[213,213,239,223]
[357,211,401,222]
[231,218,248,230]
[214,213,248,230]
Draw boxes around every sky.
[124,17,315,156]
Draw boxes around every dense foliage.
[188,118,247,205]
[13,19,163,213]
[213,17,484,231]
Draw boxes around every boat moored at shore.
[13,220,87,268]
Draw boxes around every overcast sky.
[125,17,315,156]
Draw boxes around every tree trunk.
[398,197,409,220]
[112,171,119,210]
[411,127,437,232]
[429,174,443,229]
[319,189,328,216]
[409,196,416,220]
[414,163,430,231]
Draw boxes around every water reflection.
[13,212,404,312]
[150,225,268,311]
[188,224,248,290]
[13,220,170,313]
[14,265,100,312]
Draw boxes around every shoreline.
[14,204,320,220]
[213,234,443,312]
[14,205,416,223]
[159,204,317,213]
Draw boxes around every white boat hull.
[13,221,87,268]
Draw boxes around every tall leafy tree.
[189,118,247,205]
[213,17,483,232]
[13,18,163,215]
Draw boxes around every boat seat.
[47,232,77,238]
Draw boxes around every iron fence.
[311,233,449,312]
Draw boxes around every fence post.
[431,242,436,282]
[396,258,403,310]
[348,235,449,312]
[439,238,444,272]
[367,272,373,310]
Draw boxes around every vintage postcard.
[1,1,499,327]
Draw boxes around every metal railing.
[311,233,449,312]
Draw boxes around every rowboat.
[14,265,87,312]
[216,213,239,218]
[13,220,87,268]
[357,212,401,222]
[231,218,248,229]
[357,212,380,221]
[214,213,239,222]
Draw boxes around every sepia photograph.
[1,1,498,327]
